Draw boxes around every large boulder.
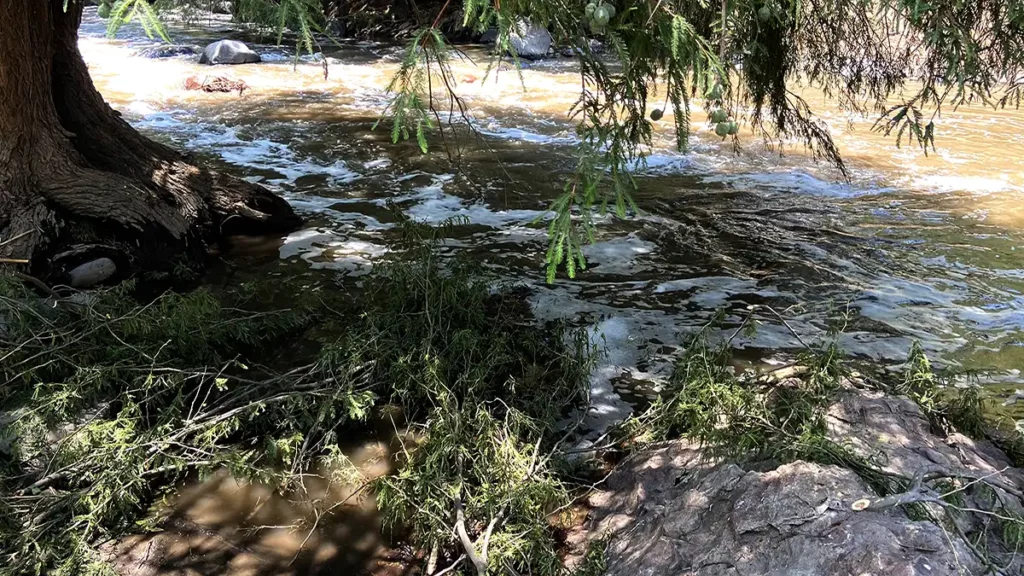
[570,391,1024,576]
[507,20,551,60]
[198,40,261,65]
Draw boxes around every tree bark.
[0,0,300,284]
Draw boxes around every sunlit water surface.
[79,6,1024,457]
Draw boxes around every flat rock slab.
[198,40,261,65]
[571,390,1024,576]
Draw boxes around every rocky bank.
[570,391,1024,576]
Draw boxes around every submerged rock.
[136,45,198,59]
[571,391,1024,576]
[68,258,117,288]
[479,27,499,44]
[508,20,551,60]
[561,39,606,58]
[198,40,261,65]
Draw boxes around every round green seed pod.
[650,108,664,121]
[594,5,611,26]
[605,4,616,18]
[758,6,772,22]
[715,121,731,137]
[708,84,724,100]
[727,121,740,135]
[98,3,112,18]
[585,3,597,18]
[710,109,728,123]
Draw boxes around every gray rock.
[561,39,605,58]
[68,257,117,288]
[479,28,499,44]
[508,20,551,60]
[326,18,346,37]
[826,391,1024,487]
[136,45,199,59]
[198,40,261,65]
[569,390,1024,576]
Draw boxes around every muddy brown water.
[79,8,1024,574]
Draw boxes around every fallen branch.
[851,466,1023,575]
[433,554,466,576]
[851,467,946,511]
[13,272,58,298]
[453,493,489,576]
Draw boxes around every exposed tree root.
[1,0,301,285]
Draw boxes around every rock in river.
[508,20,551,60]
[198,40,261,65]
[136,45,198,59]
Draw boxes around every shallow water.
[78,10,1024,431]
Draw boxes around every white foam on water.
[706,170,879,198]
[402,178,549,228]
[910,174,1022,195]
[582,317,640,434]
[473,121,577,146]
[181,126,363,185]
[529,287,680,437]
[653,276,780,308]
[363,158,392,170]
[279,228,388,274]
[639,152,695,173]
[580,233,656,275]
[126,101,159,116]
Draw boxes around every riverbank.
[3,6,1020,574]
[574,387,1024,575]
[2,237,1022,575]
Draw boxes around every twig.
[852,467,946,511]
[430,0,453,30]
[13,272,58,298]
[433,555,466,576]
[762,305,812,349]
[480,512,502,565]
[851,466,1022,574]
[426,541,440,574]
[0,231,32,247]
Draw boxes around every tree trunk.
[0,0,300,285]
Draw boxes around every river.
[75,8,1024,575]
[77,10,1024,433]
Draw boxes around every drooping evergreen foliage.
[374,0,1024,279]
